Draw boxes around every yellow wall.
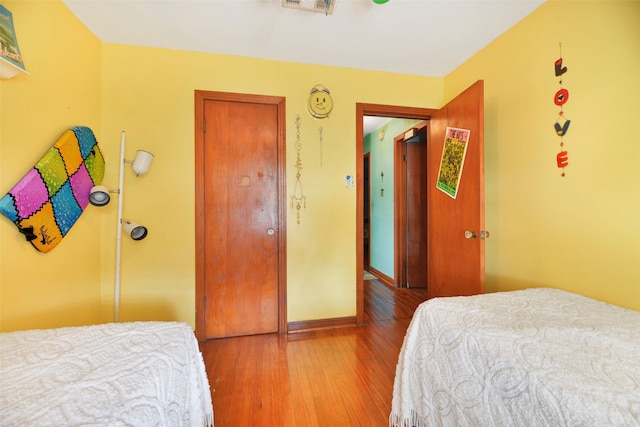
[100,45,442,325]
[0,0,442,331]
[446,0,640,309]
[0,1,103,331]
[2,0,639,332]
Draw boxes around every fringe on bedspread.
[195,344,215,427]
[389,410,428,427]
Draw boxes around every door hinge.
[202,118,206,133]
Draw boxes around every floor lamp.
[89,131,154,322]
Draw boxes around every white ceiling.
[363,116,392,136]
[61,0,544,78]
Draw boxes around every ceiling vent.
[281,0,336,15]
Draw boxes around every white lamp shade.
[132,150,154,176]
[89,185,111,206]
[123,221,148,241]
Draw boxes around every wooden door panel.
[394,123,428,289]
[427,81,485,298]
[405,130,428,288]
[196,94,285,340]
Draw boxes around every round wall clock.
[307,84,333,119]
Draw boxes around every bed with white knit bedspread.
[390,288,640,427]
[0,321,213,426]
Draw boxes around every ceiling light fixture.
[281,0,335,15]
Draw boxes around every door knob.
[480,230,490,240]
[464,231,477,239]
[267,228,275,236]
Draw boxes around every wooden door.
[394,122,428,288]
[405,126,428,288]
[364,153,371,270]
[195,91,287,340]
[427,80,485,298]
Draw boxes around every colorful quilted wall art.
[0,126,105,252]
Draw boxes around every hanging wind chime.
[290,115,306,224]
[318,126,324,168]
[554,43,570,176]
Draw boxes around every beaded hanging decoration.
[290,115,306,224]
[554,43,570,176]
[318,126,324,168]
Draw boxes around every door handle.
[465,230,490,239]
[267,228,275,236]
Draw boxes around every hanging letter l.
[555,58,568,76]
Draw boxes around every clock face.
[307,85,333,119]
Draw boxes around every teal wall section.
[364,118,421,279]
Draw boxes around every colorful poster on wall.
[0,4,28,78]
[436,127,471,199]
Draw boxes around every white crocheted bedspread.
[390,288,640,426]
[0,321,213,426]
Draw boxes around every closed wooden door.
[195,91,286,340]
[427,80,485,298]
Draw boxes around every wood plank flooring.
[199,279,428,427]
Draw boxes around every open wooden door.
[395,121,428,289]
[355,85,484,323]
[427,80,485,298]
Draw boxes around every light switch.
[345,175,354,188]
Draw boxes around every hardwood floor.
[199,279,428,427]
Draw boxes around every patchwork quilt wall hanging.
[0,126,105,252]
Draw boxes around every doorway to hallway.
[363,117,428,289]
[357,104,434,325]
[356,81,487,325]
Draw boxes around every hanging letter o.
[554,89,569,106]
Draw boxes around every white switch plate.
[345,175,354,188]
